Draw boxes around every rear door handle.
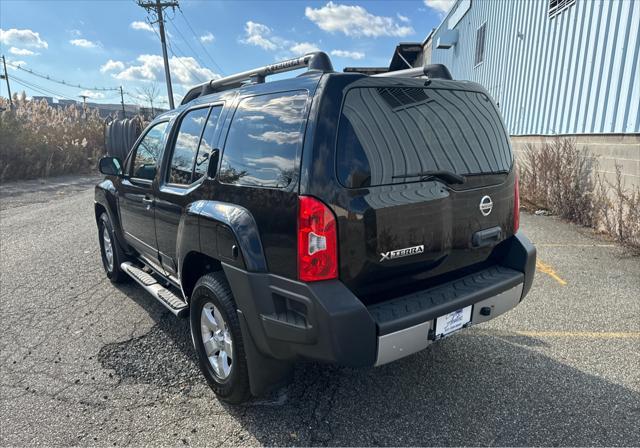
[142,196,154,209]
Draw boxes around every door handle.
[142,196,154,209]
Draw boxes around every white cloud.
[100,59,125,73]
[240,21,278,50]
[289,42,320,56]
[305,2,414,37]
[397,13,410,23]
[9,47,37,56]
[423,0,455,13]
[7,60,27,69]
[112,54,220,86]
[330,49,365,60]
[0,28,48,48]
[79,90,105,99]
[245,155,295,171]
[249,131,302,145]
[130,21,154,33]
[69,29,82,37]
[200,32,215,43]
[70,38,99,48]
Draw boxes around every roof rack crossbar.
[181,51,333,105]
[372,64,453,80]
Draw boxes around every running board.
[121,262,188,317]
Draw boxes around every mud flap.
[237,309,293,397]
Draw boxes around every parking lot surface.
[1,176,639,446]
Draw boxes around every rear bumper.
[223,231,536,368]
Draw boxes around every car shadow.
[101,282,640,446]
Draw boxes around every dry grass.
[0,96,106,182]
[518,138,640,252]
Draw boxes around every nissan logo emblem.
[479,195,493,216]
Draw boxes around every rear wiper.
[392,170,466,185]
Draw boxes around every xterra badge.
[380,244,424,262]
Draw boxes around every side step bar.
[121,262,188,317]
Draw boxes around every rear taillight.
[297,196,338,282]
[514,171,520,233]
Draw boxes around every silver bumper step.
[121,262,188,317]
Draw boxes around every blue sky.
[0,0,452,107]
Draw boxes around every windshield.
[336,86,513,188]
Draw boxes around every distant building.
[27,96,163,120]
[31,96,54,106]
[400,0,639,189]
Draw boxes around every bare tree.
[137,82,161,118]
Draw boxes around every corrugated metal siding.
[428,0,640,135]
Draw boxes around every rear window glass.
[219,91,308,188]
[336,87,512,188]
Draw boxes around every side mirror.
[99,156,123,177]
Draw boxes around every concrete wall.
[511,134,640,191]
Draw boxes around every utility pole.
[119,86,126,118]
[79,94,88,110]
[137,0,178,109]
[1,55,14,110]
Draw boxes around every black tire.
[98,212,128,283]
[190,272,251,404]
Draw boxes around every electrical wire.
[10,75,80,101]
[166,15,210,73]
[177,6,225,75]
[147,20,207,84]
[6,62,120,91]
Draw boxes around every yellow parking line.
[514,331,640,339]
[536,243,616,248]
[536,259,567,286]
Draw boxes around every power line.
[10,75,79,101]
[177,7,225,75]
[166,15,210,72]
[148,19,207,85]
[5,61,120,91]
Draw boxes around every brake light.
[297,196,338,282]
[514,171,520,233]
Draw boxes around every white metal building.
[407,0,639,188]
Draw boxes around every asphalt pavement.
[1,175,639,446]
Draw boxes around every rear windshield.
[336,86,512,188]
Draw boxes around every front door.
[119,121,169,265]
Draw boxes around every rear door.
[331,79,517,300]
[154,104,225,276]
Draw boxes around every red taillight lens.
[514,171,520,233]
[297,196,338,282]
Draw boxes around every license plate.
[434,305,472,338]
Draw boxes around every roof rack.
[180,51,334,105]
[373,64,453,80]
[343,67,389,75]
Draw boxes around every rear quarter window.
[219,90,308,188]
[336,86,512,188]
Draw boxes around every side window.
[167,108,210,185]
[194,106,223,181]
[474,23,486,66]
[219,91,308,188]
[132,121,168,181]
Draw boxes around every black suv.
[95,52,535,403]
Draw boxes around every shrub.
[0,96,106,182]
[519,137,640,252]
[518,138,597,227]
